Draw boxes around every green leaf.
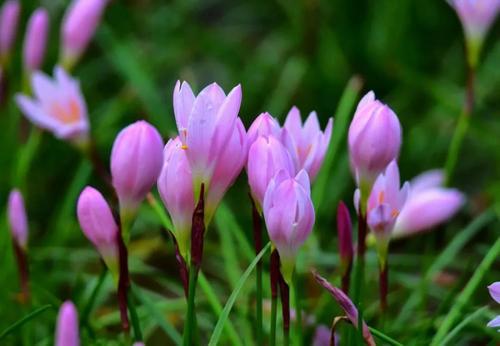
[208,242,271,346]
[368,327,403,346]
[0,305,54,341]
[440,306,488,346]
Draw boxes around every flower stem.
[250,196,263,345]
[279,273,290,346]
[444,63,475,185]
[127,284,143,342]
[270,250,280,346]
[293,275,303,344]
[117,229,130,334]
[379,259,388,313]
[12,240,30,304]
[183,266,199,346]
[352,210,367,306]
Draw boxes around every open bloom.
[359,161,408,261]
[488,282,500,330]
[348,91,401,189]
[61,0,108,69]
[393,170,464,238]
[247,112,281,147]
[23,8,49,72]
[15,66,89,143]
[157,137,195,258]
[173,81,242,193]
[0,0,20,62]
[7,189,28,250]
[77,186,119,279]
[263,169,315,283]
[111,120,164,216]
[55,301,79,346]
[282,107,333,181]
[247,135,295,209]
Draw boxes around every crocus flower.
[247,135,295,209]
[313,272,375,346]
[359,161,409,262]
[282,107,333,181]
[206,118,248,221]
[55,301,79,346]
[15,66,89,143]
[157,137,195,259]
[61,0,108,69]
[393,170,464,238]
[263,169,315,283]
[77,186,119,280]
[337,201,353,293]
[172,81,242,194]
[247,112,281,147]
[7,189,28,249]
[23,8,49,73]
[487,282,500,330]
[110,120,164,219]
[449,0,500,66]
[312,325,334,346]
[348,91,401,193]
[0,0,20,64]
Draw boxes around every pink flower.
[23,8,49,72]
[206,118,248,221]
[7,189,28,249]
[157,137,195,258]
[348,91,401,188]
[247,135,295,208]
[173,81,242,191]
[55,301,79,346]
[15,66,89,143]
[488,282,500,330]
[111,121,164,215]
[247,112,281,147]
[0,0,20,62]
[393,170,464,238]
[282,107,333,181]
[449,0,500,42]
[77,186,119,278]
[263,169,315,283]
[61,0,108,69]
[359,161,409,258]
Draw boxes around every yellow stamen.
[391,209,399,218]
[50,99,81,124]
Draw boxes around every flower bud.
[0,0,20,64]
[7,189,28,249]
[206,118,248,221]
[282,106,333,181]
[247,135,295,209]
[111,120,164,216]
[348,91,401,188]
[23,8,49,73]
[61,0,108,69]
[449,0,500,66]
[488,282,500,329]
[247,112,281,147]
[77,186,119,279]
[15,66,89,143]
[157,138,195,259]
[393,170,464,238]
[263,169,315,283]
[337,201,353,274]
[55,301,80,346]
[363,161,409,264]
[173,81,242,190]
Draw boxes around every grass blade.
[312,76,362,208]
[368,327,403,346]
[430,235,500,345]
[440,306,488,346]
[208,242,271,346]
[0,305,54,340]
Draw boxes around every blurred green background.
[0,0,499,345]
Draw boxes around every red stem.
[270,250,280,300]
[379,260,388,313]
[117,228,130,333]
[12,240,30,303]
[341,259,353,294]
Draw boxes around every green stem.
[283,325,290,346]
[294,276,302,345]
[81,267,108,328]
[430,236,500,345]
[183,266,199,346]
[270,296,277,346]
[127,285,143,342]
[256,261,263,345]
[444,64,475,185]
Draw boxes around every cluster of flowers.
[3,0,500,343]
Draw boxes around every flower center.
[50,99,80,124]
